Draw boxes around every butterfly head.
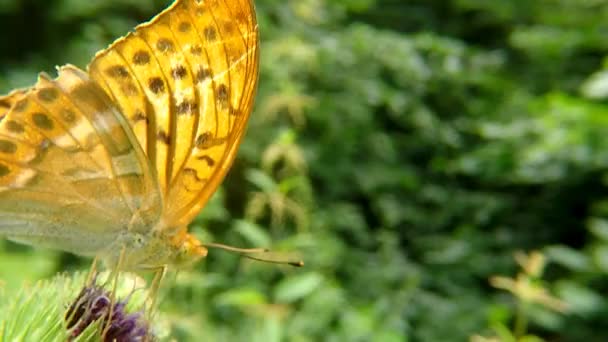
[168,230,208,268]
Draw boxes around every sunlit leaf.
[274,272,323,303]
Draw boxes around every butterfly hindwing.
[0,66,161,255]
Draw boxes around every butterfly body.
[0,0,258,271]
[6,221,206,271]
[95,224,208,271]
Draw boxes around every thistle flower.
[66,277,154,342]
[0,272,160,341]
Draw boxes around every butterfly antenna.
[202,242,304,267]
[202,242,269,254]
[242,254,304,267]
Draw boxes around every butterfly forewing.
[88,0,259,227]
[0,66,161,254]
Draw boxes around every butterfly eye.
[134,235,145,247]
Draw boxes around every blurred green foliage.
[1,0,608,341]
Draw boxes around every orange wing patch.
[88,0,259,227]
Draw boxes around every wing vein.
[51,69,138,216]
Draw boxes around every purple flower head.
[65,280,154,342]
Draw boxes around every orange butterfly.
[0,0,259,271]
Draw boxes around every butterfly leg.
[65,258,100,337]
[145,265,167,319]
[101,246,127,339]
[85,255,99,285]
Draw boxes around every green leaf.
[274,272,323,303]
[556,280,604,315]
[591,244,608,273]
[544,245,591,272]
[233,219,272,247]
[215,288,267,308]
[246,169,277,193]
[588,218,608,241]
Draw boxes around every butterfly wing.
[0,89,28,118]
[0,66,161,255]
[88,0,259,227]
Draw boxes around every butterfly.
[0,0,259,272]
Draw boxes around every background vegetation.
[1,0,608,340]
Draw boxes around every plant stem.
[513,300,528,339]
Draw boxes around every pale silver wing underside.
[0,66,161,255]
